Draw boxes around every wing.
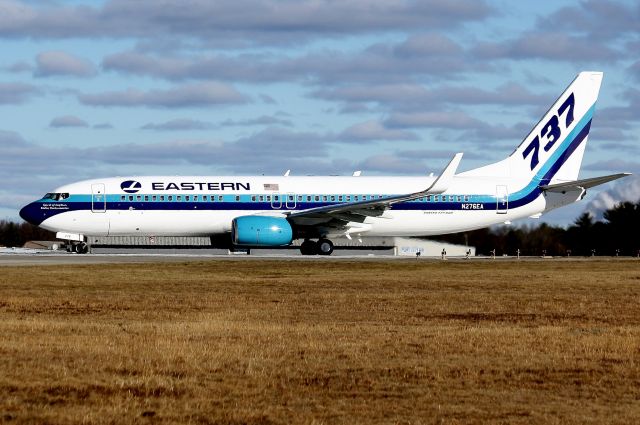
[287,153,463,235]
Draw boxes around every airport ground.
[0,258,638,424]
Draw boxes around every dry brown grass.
[0,259,639,424]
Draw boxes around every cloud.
[78,82,249,108]
[0,0,491,44]
[385,111,483,129]
[102,36,473,85]
[49,115,89,128]
[584,175,640,220]
[34,51,96,78]
[93,123,114,130]
[141,119,213,131]
[5,60,32,73]
[539,0,640,41]
[0,82,40,104]
[583,159,640,173]
[339,120,418,142]
[219,115,293,127]
[313,81,550,114]
[473,32,622,62]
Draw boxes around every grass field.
[0,259,639,424]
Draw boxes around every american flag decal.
[264,183,279,191]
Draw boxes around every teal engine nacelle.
[231,216,293,246]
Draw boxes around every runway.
[0,247,634,266]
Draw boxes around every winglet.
[427,153,463,194]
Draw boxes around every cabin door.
[91,183,106,213]
[496,185,508,214]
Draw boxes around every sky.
[1,0,639,226]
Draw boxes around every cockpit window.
[43,192,69,201]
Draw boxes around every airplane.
[20,71,630,255]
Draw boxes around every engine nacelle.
[232,216,293,246]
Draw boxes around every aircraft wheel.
[300,239,316,255]
[316,238,334,256]
[74,242,88,254]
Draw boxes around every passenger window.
[259,195,264,202]
[128,195,134,201]
[289,195,294,201]
[202,195,207,201]
[449,196,454,202]
[457,196,462,202]
[306,195,311,202]
[218,195,223,201]
[168,195,173,201]
[323,196,328,201]
[235,195,240,202]
[274,195,279,201]
[251,195,256,202]
[434,195,439,202]
[314,195,320,201]
[160,195,165,201]
[464,196,470,202]
[177,195,182,201]
[297,195,303,201]
[152,195,157,201]
[330,195,335,201]
[346,195,351,201]
[266,195,271,202]
[354,195,359,201]
[338,195,343,201]
[144,195,149,201]
[136,195,141,201]
[185,195,190,201]
[193,195,198,201]
[121,195,125,201]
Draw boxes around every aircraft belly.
[107,210,239,236]
[365,199,544,237]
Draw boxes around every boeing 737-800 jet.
[20,72,630,254]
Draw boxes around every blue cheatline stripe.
[26,103,595,225]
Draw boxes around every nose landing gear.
[67,242,88,254]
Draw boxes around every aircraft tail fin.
[508,71,603,186]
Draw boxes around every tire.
[316,238,334,256]
[300,239,316,255]
[74,242,88,254]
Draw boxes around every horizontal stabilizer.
[540,173,631,192]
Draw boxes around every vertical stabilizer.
[509,71,603,186]
[459,72,603,188]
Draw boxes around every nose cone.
[20,202,42,226]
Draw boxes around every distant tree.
[602,202,640,255]
[0,220,56,247]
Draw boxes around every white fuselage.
[25,174,557,239]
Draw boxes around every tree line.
[1,200,639,255]
[434,201,640,257]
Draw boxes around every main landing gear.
[300,238,334,256]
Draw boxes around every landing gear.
[316,238,334,256]
[300,239,316,255]
[68,242,88,254]
[299,238,334,256]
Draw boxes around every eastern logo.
[120,180,142,193]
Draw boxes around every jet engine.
[231,216,293,246]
